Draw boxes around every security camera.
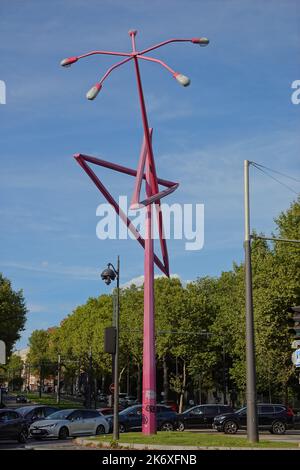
[101,266,116,285]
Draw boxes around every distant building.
[14,347,37,391]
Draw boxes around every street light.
[244,160,259,443]
[101,256,120,441]
[61,30,209,435]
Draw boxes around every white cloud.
[0,261,100,281]
[121,273,188,289]
[27,303,49,314]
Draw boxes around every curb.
[74,438,300,451]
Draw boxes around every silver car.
[29,409,109,439]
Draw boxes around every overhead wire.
[251,161,300,184]
[250,161,299,196]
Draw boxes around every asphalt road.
[0,437,95,450]
[0,429,299,450]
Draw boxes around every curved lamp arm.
[140,37,209,55]
[98,56,134,85]
[86,56,134,100]
[136,55,176,75]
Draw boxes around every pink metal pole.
[130,30,157,434]
[142,151,156,435]
[63,29,208,437]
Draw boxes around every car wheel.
[160,422,174,432]
[119,423,126,433]
[223,420,238,434]
[58,426,69,440]
[178,421,185,432]
[271,421,286,435]
[96,424,105,435]
[17,431,27,443]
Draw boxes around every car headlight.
[38,423,58,429]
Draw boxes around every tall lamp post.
[244,160,259,443]
[101,256,120,441]
[61,30,209,435]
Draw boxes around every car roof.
[17,405,45,413]
[257,403,286,406]
[0,408,20,413]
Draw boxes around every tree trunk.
[179,360,186,413]
[127,360,130,396]
[284,381,289,406]
[163,355,169,401]
[137,363,142,402]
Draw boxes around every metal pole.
[39,363,42,398]
[88,349,92,408]
[244,159,259,442]
[111,293,116,408]
[222,338,227,404]
[113,256,120,441]
[57,354,61,404]
[130,30,157,436]
[127,359,130,396]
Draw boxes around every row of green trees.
[0,274,27,390]
[8,198,300,409]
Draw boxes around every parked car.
[97,393,108,404]
[106,404,178,433]
[293,410,300,429]
[29,408,109,439]
[16,395,29,404]
[97,406,124,416]
[124,396,138,407]
[0,409,28,443]
[17,405,59,426]
[160,400,179,413]
[118,393,129,407]
[213,404,294,435]
[177,404,233,431]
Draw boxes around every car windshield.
[182,406,197,414]
[235,407,246,415]
[45,410,72,420]
[16,407,33,415]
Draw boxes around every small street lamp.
[101,256,120,441]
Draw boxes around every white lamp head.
[60,56,78,67]
[192,37,209,46]
[174,73,191,87]
[86,83,102,100]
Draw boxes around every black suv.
[177,404,233,431]
[213,404,294,435]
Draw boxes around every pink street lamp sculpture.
[61,30,209,435]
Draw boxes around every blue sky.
[0,0,299,349]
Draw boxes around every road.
[0,430,299,450]
[0,437,95,450]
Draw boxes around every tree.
[5,354,24,391]
[0,274,27,356]
[119,285,143,398]
[28,329,56,396]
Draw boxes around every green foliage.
[0,274,27,355]
[4,354,24,390]
[26,198,300,406]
